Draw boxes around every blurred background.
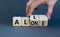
[0,0,60,37]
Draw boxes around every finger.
[46,12,51,20]
[26,0,34,16]
[46,0,57,20]
[27,0,41,16]
[47,0,57,20]
[27,6,34,17]
[46,6,54,20]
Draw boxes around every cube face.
[39,15,48,21]
[38,15,48,26]
[30,21,39,26]
[21,17,30,26]
[13,17,22,26]
[39,21,48,26]
[30,15,39,26]
[30,15,39,21]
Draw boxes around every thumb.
[46,13,51,20]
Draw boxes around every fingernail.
[48,17,50,20]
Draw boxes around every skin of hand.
[26,0,57,20]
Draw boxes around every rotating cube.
[30,15,39,26]
[39,15,48,26]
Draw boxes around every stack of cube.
[13,15,48,27]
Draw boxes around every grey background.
[0,0,60,37]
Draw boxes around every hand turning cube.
[13,15,48,27]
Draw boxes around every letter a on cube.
[13,17,22,26]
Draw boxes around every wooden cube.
[13,17,22,26]
[39,15,48,26]
[30,15,39,26]
[21,17,30,26]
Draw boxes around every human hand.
[26,0,57,20]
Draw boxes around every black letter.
[24,20,27,25]
[33,16,36,19]
[15,20,19,25]
[34,21,38,25]
[31,21,34,25]
[42,21,45,26]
